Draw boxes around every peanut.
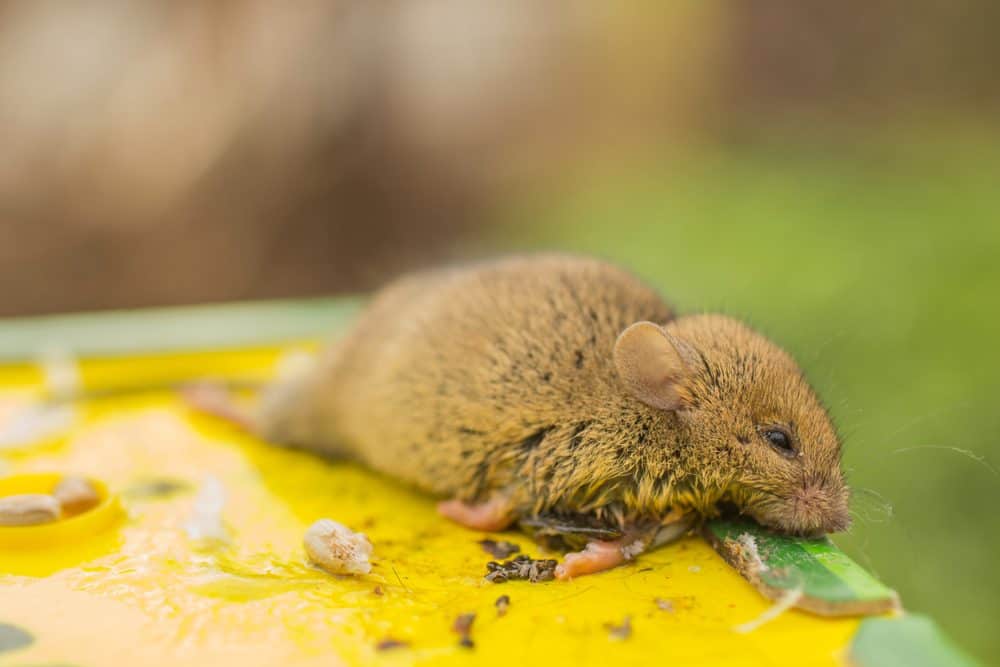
[0,493,61,526]
[53,476,100,516]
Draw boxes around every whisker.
[891,445,999,478]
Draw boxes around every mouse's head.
[614,315,849,536]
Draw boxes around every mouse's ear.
[613,321,690,411]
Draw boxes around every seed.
[53,476,100,516]
[0,494,61,526]
[483,554,558,583]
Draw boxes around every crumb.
[605,616,632,640]
[495,594,510,616]
[303,518,373,575]
[375,638,408,651]
[654,598,675,613]
[478,538,521,559]
[484,554,558,583]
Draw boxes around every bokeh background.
[1,1,998,659]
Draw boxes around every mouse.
[186,254,850,579]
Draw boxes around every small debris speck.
[125,478,190,500]
[478,538,521,559]
[495,594,511,616]
[452,612,476,649]
[688,565,701,573]
[654,598,675,613]
[605,616,632,641]
[484,554,558,583]
[375,638,408,651]
[372,585,384,596]
[452,613,476,635]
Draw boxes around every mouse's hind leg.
[437,494,515,532]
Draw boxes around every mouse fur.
[257,254,850,537]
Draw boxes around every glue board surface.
[0,301,974,667]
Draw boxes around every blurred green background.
[0,1,997,660]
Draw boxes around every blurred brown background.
[2,1,995,316]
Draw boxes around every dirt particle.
[452,612,476,649]
[495,594,511,616]
[372,585,384,596]
[375,638,408,651]
[477,538,521,559]
[605,616,632,640]
[452,613,476,635]
[124,478,190,499]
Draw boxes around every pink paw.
[437,495,514,532]
[554,540,630,580]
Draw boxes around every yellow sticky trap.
[0,351,861,667]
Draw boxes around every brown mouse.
[188,254,850,578]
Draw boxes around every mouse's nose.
[790,482,851,535]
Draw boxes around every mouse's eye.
[762,427,796,458]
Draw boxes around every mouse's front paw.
[437,494,514,532]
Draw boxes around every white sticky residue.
[184,475,229,542]
[737,532,768,573]
[0,403,75,449]
[733,586,804,634]
[40,346,81,401]
[621,539,646,560]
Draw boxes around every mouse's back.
[263,255,674,502]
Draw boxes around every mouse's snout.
[747,478,851,537]
[787,480,851,536]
